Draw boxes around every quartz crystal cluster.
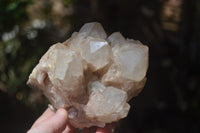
[27,22,149,128]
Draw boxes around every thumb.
[28,108,68,133]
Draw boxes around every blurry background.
[0,0,200,132]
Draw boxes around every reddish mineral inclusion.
[27,22,149,128]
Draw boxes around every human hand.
[28,108,116,133]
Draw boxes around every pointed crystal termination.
[79,37,111,71]
[110,44,148,82]
[107,32,126,47]
[85,81,130,123]
[79,22,107,39]
[27,22,149,128]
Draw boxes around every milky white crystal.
[27,22,149,128]
[107,32,126,47]
[79,22,107,39]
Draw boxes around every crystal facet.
[107,32,126,47]
[79,22,107,39]
[27,22,149,128]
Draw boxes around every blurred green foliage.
[0,0,31,31]
[0,0,75,108]
[0,0,32,98]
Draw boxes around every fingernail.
[48,104,57,112]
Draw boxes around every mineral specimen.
[27,22,149,128]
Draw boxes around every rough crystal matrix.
[27,22,149,128]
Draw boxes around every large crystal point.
[107,32,126,47]
[79,22,107,39]
[27,22,149,128]
[85,81,130,123]
[103,44,148,83]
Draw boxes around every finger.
[32,108,55,128]
[62,122,78,133]
[42,108,68,133]
[82,126,97,133]
[28,108,68,133]
[96,123,116,133]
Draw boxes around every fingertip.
[56,108,68,117]
[52,108,68,126]
[29,108,69,133]
[32,108,55,128]
[40,108,68,133]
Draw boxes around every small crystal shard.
[27,22,149,128]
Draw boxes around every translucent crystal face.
[69,34,111,71]
[107,32,126,47]
[27,22,149,128]
[86,83,130,123]
[113,44,148,82]
[79,22,107,39]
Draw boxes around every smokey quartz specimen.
[27,22,149,128]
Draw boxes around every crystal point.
[79,22,107,39]
[107,32,126,47]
